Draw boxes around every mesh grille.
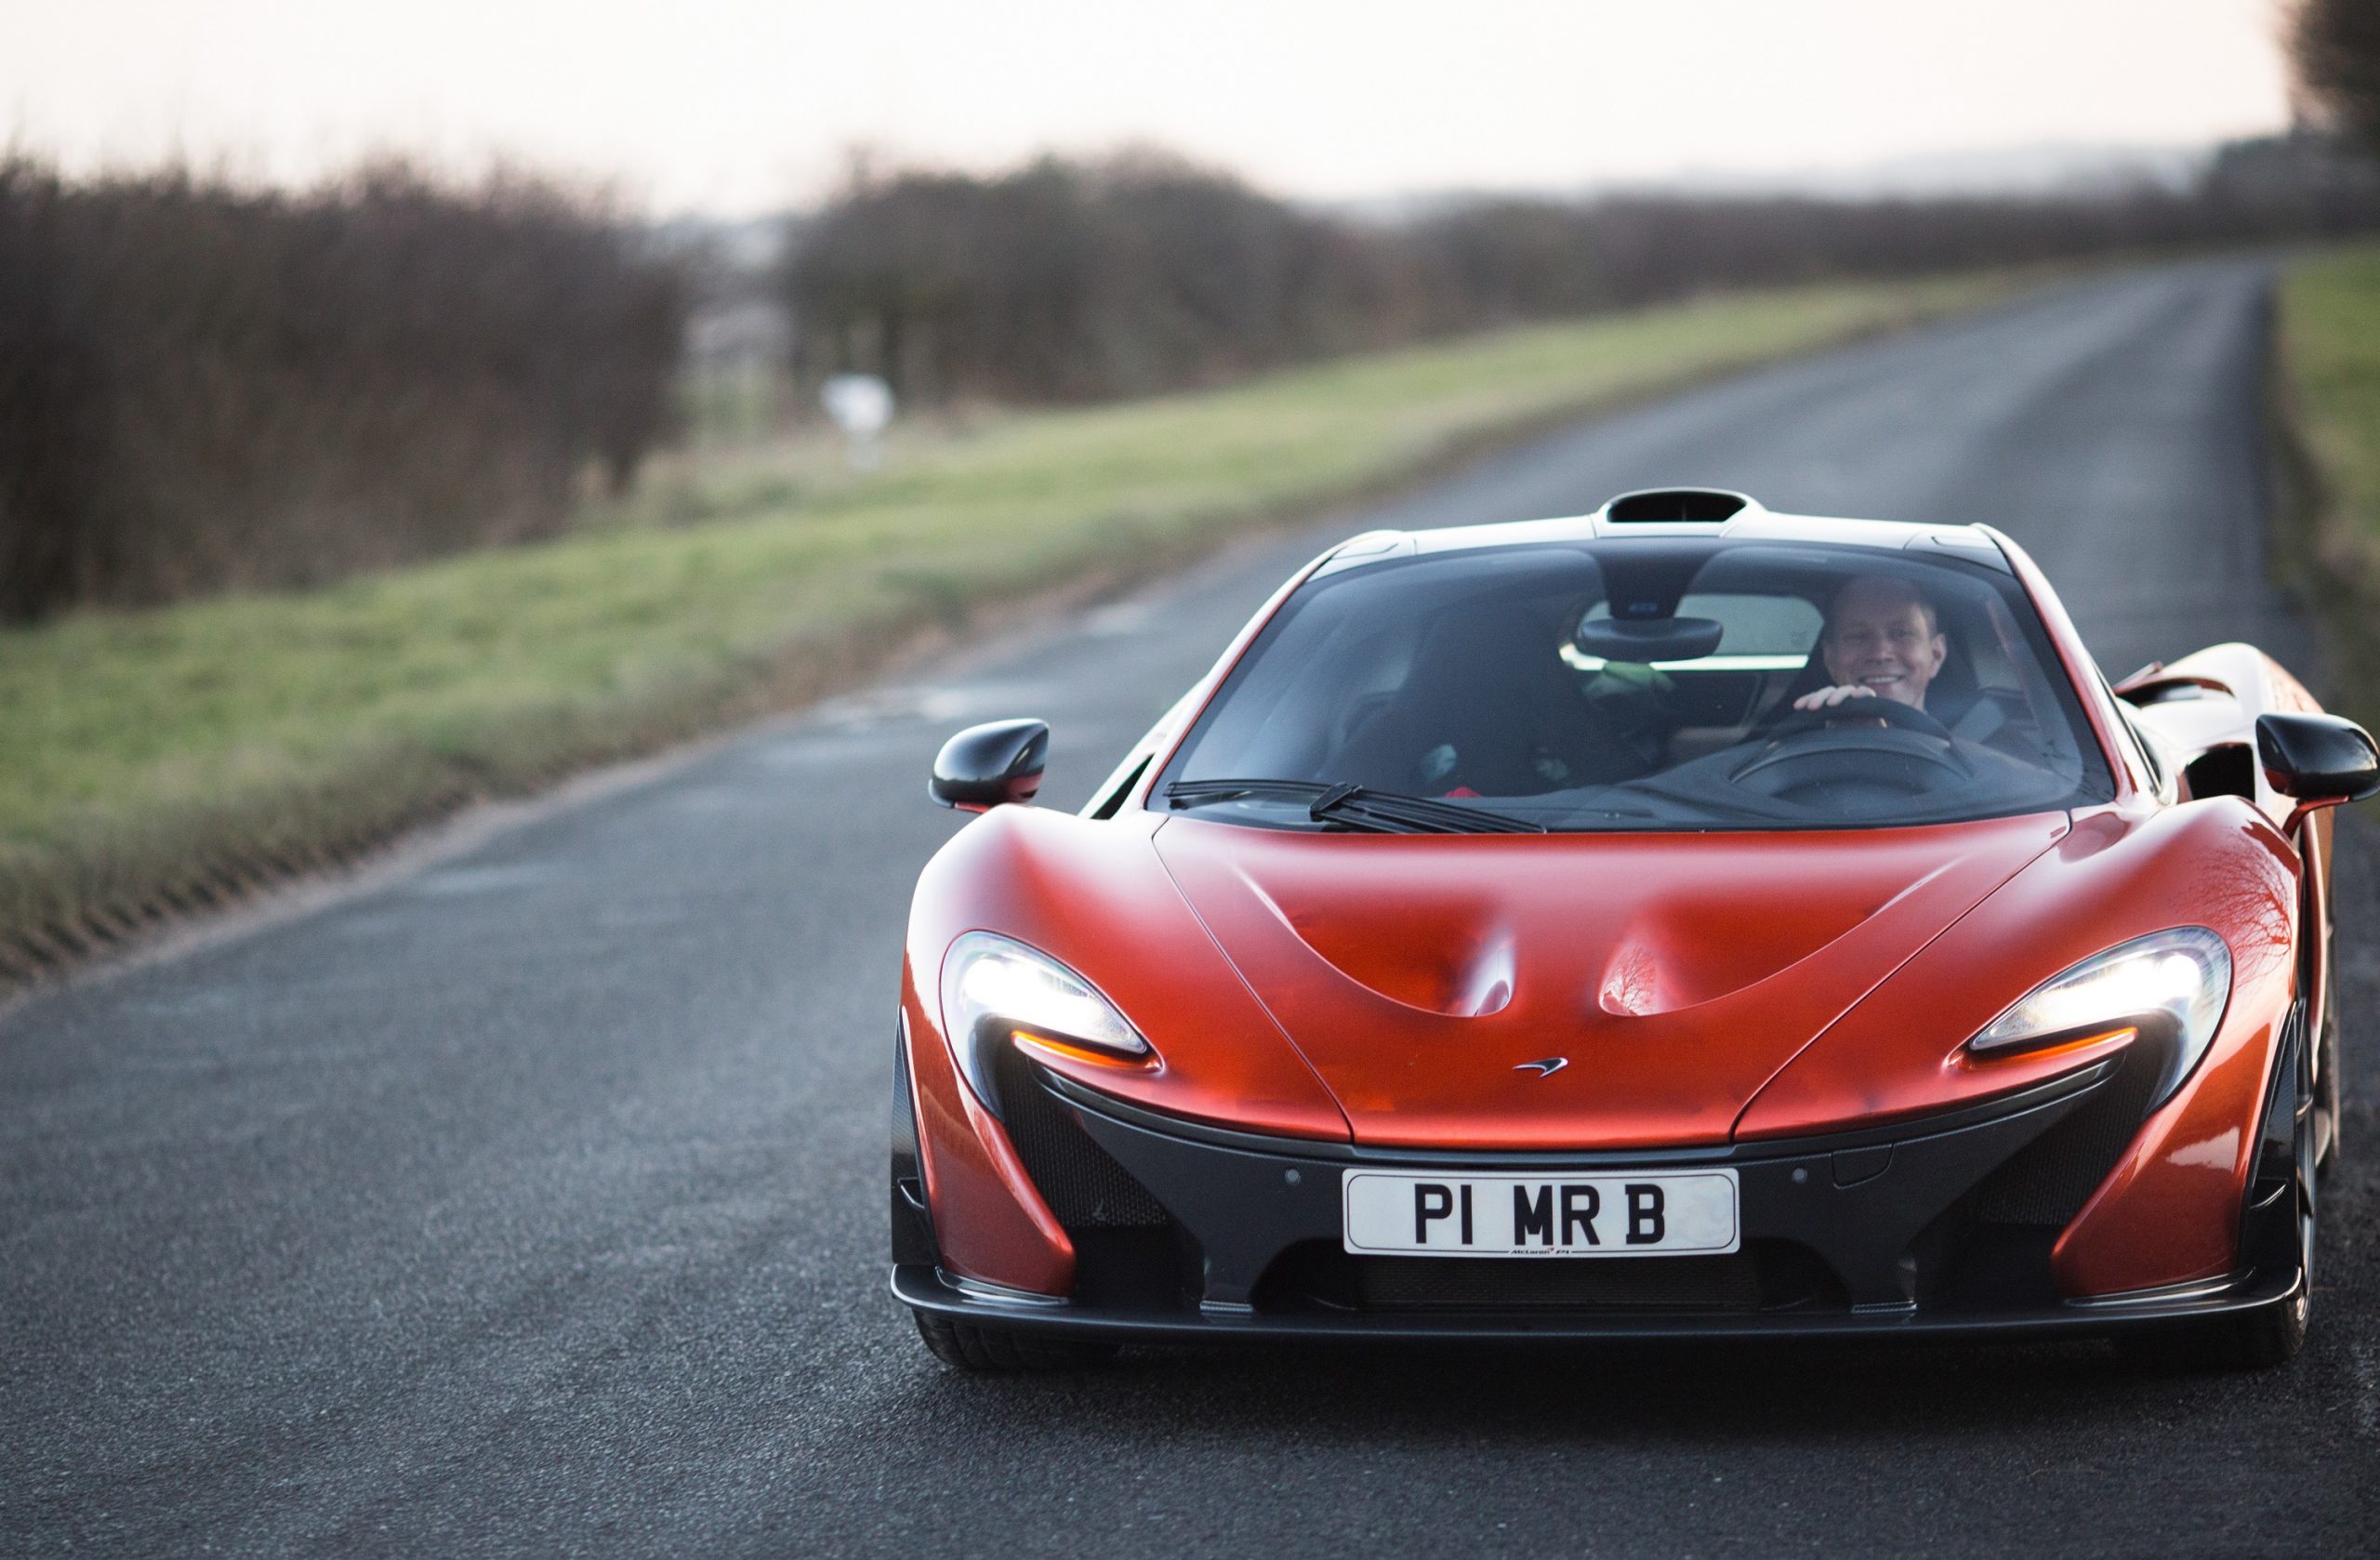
[1355,1253,1762,1311]
[992,1048,1170,1230]
[1965,1053,2162,1225]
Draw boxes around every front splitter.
[891,1261,2302,1345]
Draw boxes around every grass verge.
[2273,244,2380,729]
[1,271,2027,983]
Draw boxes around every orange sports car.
[889,489,2376,1370]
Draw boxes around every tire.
[2216,1278,2311,1368]
[2316,1000,2344,1178]
[912,1310,1120,1372]
[2117,1284,2307,1370]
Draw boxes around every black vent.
[1355,1252,1763,1311]
[1257,1238,1844,1316]
[2183,742,2254,800]
[992,1048,1170,1229]
[1606,488,1751,524]
[1964,1050,2163,1226]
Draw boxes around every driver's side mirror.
[931,719,1050,813]
[2254,712,2380,827]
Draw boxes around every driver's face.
[1822,586,1946,707]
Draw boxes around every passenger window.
[2103,681,2175,802]
[1088,754,1151,820]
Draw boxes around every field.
[0,271,2023,976]
[2276,244,2380,727]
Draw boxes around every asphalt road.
[6,258,2377,1557]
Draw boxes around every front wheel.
[2215,1274,2311,1368]
[912,1310,1120,1372]
[2118,1264,2309,1370]
[2315,999,2344,1178]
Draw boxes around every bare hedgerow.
[0,156,688,622]
[784,137,2380,412]
[783,151,1422,405]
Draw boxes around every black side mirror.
[931,719,1050,812]
[2255,712,2380,826]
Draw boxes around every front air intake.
[1604,487,1753,524]
[992,1049,1170,1230]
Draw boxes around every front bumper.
[892,1040,2302,1343]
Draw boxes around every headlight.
[1967,927,2231,1104]
[940,932,1147,1111]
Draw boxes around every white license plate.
[1342,1168,1740,1257]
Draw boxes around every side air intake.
[1604,487,1755,524]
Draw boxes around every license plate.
[1342,1168,1740,1257]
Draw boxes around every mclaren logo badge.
[1514,1057,1568,1077]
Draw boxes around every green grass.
[2281,246,2380,562]
[0,272,2024,969]
[2277,245,2380,727]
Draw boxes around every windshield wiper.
[1165,777,1547,835]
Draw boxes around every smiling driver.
[1792,575,1949,712]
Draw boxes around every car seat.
[1327,602,1639,795]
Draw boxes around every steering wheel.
[1729,697,1971,800]
[1762,696,1953,743]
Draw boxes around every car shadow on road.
[1112,1335,2171,1440]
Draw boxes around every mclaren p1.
[889,488,2377,1369]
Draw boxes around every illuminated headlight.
[940,932,1147,1108]
[1967,927,2231,1104]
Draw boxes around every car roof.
[1319,488,2012,575]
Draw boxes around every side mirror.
[931,719,1050,813]
[2255,712,2380,828]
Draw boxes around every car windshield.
[1154,537,2115,833]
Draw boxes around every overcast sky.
[3,0,2298,215]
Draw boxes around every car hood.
[1152,812,2069,1149]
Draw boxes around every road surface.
[5,258,2375,1556]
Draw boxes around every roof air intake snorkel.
[1603,488,1756,524]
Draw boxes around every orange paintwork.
[901,526,2339,1301]
[1149,811,2067,1150]
[903,805,1352,1293]
[901,964,1075,1295]
[1740,797,2299,1294]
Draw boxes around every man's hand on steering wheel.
[1769,689,1953,742]
[1793,683,1891,713]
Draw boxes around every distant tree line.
[782,136,2380,407]
[13,65,2380,628]
[0,159,687,621]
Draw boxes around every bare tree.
[2291,0,2380,157]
